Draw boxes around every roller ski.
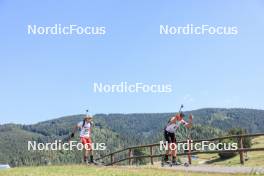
[161,155,189,167]
[86,160,104,166]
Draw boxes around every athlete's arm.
[179,114,193,128]
[170,116,177,123]
[185,114,193,128]
[70,125,77,138]
[70,123,81,138]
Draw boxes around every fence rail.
[95,133,264,166]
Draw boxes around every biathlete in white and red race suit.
[163,112,193,164]
[70,115,94,164]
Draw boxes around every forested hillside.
[0,108,263,166]
[187,108,264,133]
[95,108,264,146]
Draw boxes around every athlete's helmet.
[84,115,93,120]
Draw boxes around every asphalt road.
[162,165,264,174]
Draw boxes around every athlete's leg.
[164,130,170,162]
[81,138,88,162]
[172,147,177,163]
[171,134,177,163]
[84,149,89,162]
[86,138,94,163]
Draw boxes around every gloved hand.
[70,133,74,138]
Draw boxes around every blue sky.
[0,0,264,124]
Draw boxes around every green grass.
[0,165,253,176]
[192,136,264,167]
[1,137,263,176]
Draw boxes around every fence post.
[128,149,132,165]
[110,153,114,165]
[239,136,244,165]
[149,146,154,165]
[187,139,192,164]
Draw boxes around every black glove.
[70,133,74,138]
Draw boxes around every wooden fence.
[94,133,264,166]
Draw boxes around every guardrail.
[95,133,264,166]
